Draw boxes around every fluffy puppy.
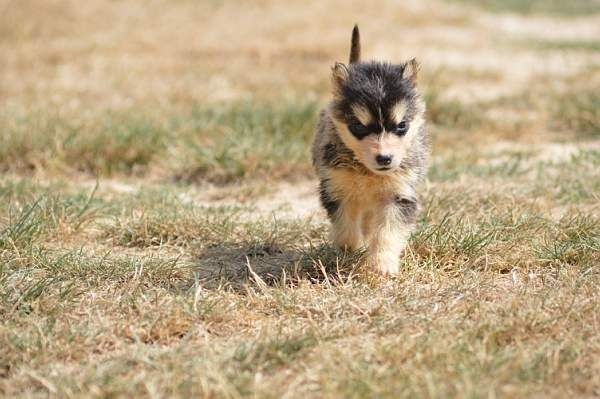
[312,25,430,274]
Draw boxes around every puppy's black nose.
[375,154,393,166]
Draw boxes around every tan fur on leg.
[364,206,411,274]
[331,200,364,251]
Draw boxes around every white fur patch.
[351,104,373,126]
[391,102,407,124]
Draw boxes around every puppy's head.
[330,26,425,175]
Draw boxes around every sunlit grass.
[1,0,600,397]
[1,179,598,397]
[0,102,317,182]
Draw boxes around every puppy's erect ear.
[331,62,349,98]
[402,58,420,82]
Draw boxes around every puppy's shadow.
[193,241,364,291]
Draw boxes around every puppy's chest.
[328,169,412,207]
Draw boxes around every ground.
[0,0,599,397]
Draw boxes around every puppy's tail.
[349,24,361,64]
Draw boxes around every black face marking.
[319,181,339,219]
[332,62,419,140]
[347,118,382,140]
[348,121,369,139]
[394,195,418,224]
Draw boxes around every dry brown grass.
[1,0,599,397]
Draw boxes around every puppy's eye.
[395,121,409,135]
[348,122,369,139]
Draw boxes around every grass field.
[1,0,599,397]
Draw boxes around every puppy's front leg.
[331,200,363,251]
[367,197,417,275]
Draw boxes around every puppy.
[312,25,430,275]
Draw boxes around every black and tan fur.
[312,25,430,275]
